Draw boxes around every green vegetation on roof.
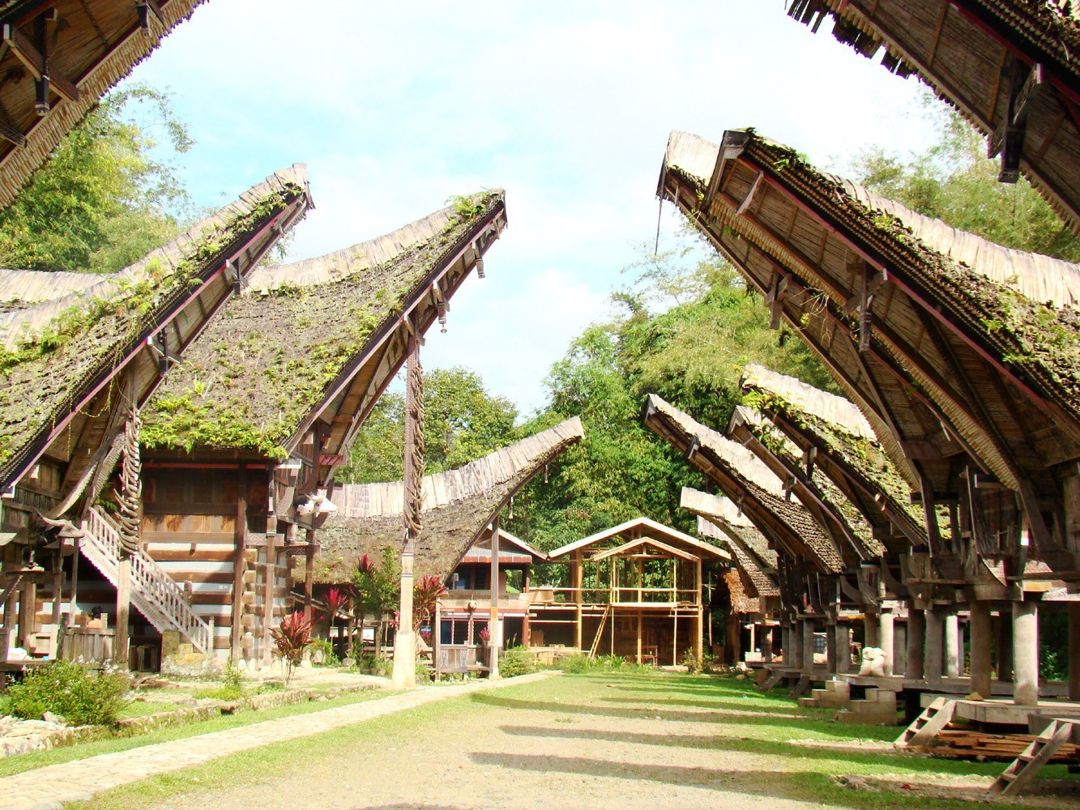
[0,186,303,468]
[141,191,502,458]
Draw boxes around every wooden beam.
[1,21,78,104]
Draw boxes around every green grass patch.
[46,671,1077,810]
[0,689,389,779]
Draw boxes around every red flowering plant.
[271,611,312,686]
[412,575,448,631]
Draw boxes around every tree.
[0,85,194,273]
[337,366,517,483]
[507,243,832,557]
[851,104,1079,261]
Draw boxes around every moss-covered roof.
[0,165,309,483]
[142,191,505,459]
[739,368,923,534]
[696,516,780,600]
[645,394,843,574]
[308,417,583,584]
[761,132,1079,422]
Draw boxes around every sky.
[124,1,935,418]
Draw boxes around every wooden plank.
[1,23,79,102]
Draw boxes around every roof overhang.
[0,0,207,211]
[786,0,1080,231]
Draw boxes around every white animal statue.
[859,646,886,677]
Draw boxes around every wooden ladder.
[759,669,785,692]
[895,697,957,747]
[990,718,1077,797]
[588,603,612,659]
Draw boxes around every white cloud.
[125,1,938,412]
[422,266,615,418]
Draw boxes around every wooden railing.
[80,507,213,654]
[529,586,700,606]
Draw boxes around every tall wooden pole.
[231,467,248,660]
[488,517,501,678]
[393,338,423,688]
[114,390,142,669]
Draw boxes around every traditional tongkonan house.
[308,417,583,676]
[538,517,730,666]
[658,127,1080,710]
[0,165,312,668]
[136,193,508,667]
[681,487,781,666]
[0,0,207,208]
[644,394,847,682]
[785,0,1080,231]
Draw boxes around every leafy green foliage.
[851,103,1079,261]
[337,367,518,483]
[506,241,831,553]
[499,647,538,678]
[0,86,194,273]
[5,661,130,726]
[308,638,339,667]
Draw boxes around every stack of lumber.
[927,729,1079,762]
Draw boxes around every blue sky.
[125,1,934,417]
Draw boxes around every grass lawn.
[0,689,390,779]
[54,671,1076,809]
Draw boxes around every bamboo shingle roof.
[659,128,1080,567]
[786,0,1080,230]
[695,516,780,604]
[142,192,507,464]
[644,394,843,574]
[0,164,311,493]
[729,404,884,563]
[309,417,583,584]
[740,364,927,552]
[0,1,206,211]
[681,487,778,569]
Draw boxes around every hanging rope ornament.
[115,400,143,559]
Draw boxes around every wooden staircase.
[79,506,213,654]
[989,718,1078,796]
[896,697,957,747]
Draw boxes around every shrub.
[194,658,245,701]
[5,661,130,726]
[499,647,537,678]
[309,638,339,667]
[556,654,649,674]
[271,611,312,686]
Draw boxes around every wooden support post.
[835,623,851,674]
[879,609,895,676]
[231,468,248,660]
[488,517,500,679]
[636,610,643,663]
[694,558,703,663]
[573,551,583,651]
[1069,603,1080,701]
[826,621,838,675]
[114,560,130,668]
[69,540,80,619]
[672,604,678,666]
[944,612,960,678]
[50,551,62,627]
[970,601,993,698]
[995,611,1012,682]
[1012,599,1039,706]
[303,530,315,625]
[262,531,276,664]
[802,618,816,675]
[433,599,441,678]
[925,606,944,682]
